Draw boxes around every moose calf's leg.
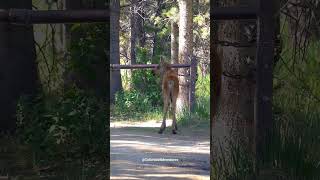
[159,101,169,134]
[172,99,178,134]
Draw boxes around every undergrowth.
[15,87,108,178]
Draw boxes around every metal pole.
[189,56,197,112]
[110,64,191,70]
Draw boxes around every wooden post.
[189,56,197,112]
[255,0,276,173]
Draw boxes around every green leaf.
[68,110,77,116]
[49,125,56,133]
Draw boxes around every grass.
[110,105,163,122]
[178,72,210,128]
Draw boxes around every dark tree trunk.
[211,0,256,175]
[0,0,39,133]
[211,0,279,177]
[110,0,123,103]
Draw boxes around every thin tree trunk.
[136,0,145,47]
[177,0,193,112]
[110,0,123,103]
[171,21,179,66]
[57,0,67,57]
[130,0,137,65]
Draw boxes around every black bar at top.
[0,7,257,24]
[0,9,108,24]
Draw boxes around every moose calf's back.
[162,69,179,102]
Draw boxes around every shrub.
[16,87,108,163]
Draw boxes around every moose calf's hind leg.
[172,102,178,134]
[171,114,177,134]
[159,101,169,134]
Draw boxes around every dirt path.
[110,120,210,180]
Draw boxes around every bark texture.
[211,0,256,172]
[110,0,123,103]
[177,0,193,111]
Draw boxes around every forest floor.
[110,120,210,180]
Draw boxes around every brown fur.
[156,61,179,134]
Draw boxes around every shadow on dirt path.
[110,120,210,180]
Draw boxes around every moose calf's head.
[154,60,172,78]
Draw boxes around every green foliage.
[16,87,108,164]
[261,108,320,179]
[270,18,320,179]
[136,47,149,64]
[162,6,179,22]
[114,89,161,113]
[116,46,163,114]
[134,47,162,103]
[266,34,320,179]
[68,23,107,83]
[195,73,210,120]
[178,74,210,127]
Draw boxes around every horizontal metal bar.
[0,9,108,24]
[110,64,191,70]
[211,7,257,20]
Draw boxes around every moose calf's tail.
[168,80,175,103]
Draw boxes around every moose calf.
[155,60,179,134]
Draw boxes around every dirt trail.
[110,120,210,180]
